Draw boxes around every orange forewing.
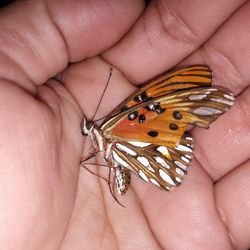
[104,65,212,122]
[106,108,186,147]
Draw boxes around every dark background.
[0,0,151,8]
[0,0,13,8]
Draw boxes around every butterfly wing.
[112,134,193,190]
[104,65,212,122]
[100,65,234,192]
[102,86,234,147]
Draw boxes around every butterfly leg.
[80,148,99,164]
[80,162,111,183]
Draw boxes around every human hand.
[0,1,249,249]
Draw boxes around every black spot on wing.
[147,131,158,137]
[134,90,151,103]
[138,114,146,123]
[169,123,179,130]
[144,103,166,114]
[128,111,138,120]
[173,111,182,120]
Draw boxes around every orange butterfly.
[81,65,234,196]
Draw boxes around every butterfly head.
[81,117,94,136]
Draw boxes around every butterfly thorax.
[82,117,112,159]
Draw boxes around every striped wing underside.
[112,135,193,191]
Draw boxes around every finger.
[183,1,250,95]
[58,56,137,120]
[182,2,250,180]
[0,0,144,90]
[133,160,233,249]
[103,0,246,82]
[215,160,250,250]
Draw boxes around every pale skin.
[0,0,250,249]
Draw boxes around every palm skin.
[0,1,250,249]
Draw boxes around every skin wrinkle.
[200,42,246,95]
[134,190,163,250]
[103,209,122,249]
[156,0,200,45]
[44,0,70,66]
[215,196,238,249]
[193,143,218,181]
[134,182,178,249]
[98,174,120,250]
[0,49,36,93]
[0,29,38,89]
[214,196,236,249]
[66,185,110,249]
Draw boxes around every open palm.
[0,1,250,249]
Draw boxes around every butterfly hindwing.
[112,134,193,190]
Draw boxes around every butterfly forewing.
[102,86,234,148]
[103,65,212,123]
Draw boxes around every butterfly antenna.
[93,114,108,123]
[90,67,113,122]
[82,161,124,207]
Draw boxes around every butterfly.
[81,65,234,196]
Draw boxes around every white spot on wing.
[128,141,151,147]
[185,154,192,159]
[175,167,185,176]
[193,107,222,116]
[154,156,170,169]
[185,136,193,141]
[137,156,155,172]
[116,143,137,156]
[210,98,234,106]
[159,169,176,186]
[157,146,169,155]
[175,144,192,153]
[112,151,129,168]
[175,161,187,171]
[207,88,218,91]
[175,177,182,183]
[137,156,149,166]
[181,156,190,163]
[224,94,234,101]
[188,94,207,100]
[138,170,149,182]
[150,178,160,187]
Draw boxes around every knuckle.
[156,1,200,46]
